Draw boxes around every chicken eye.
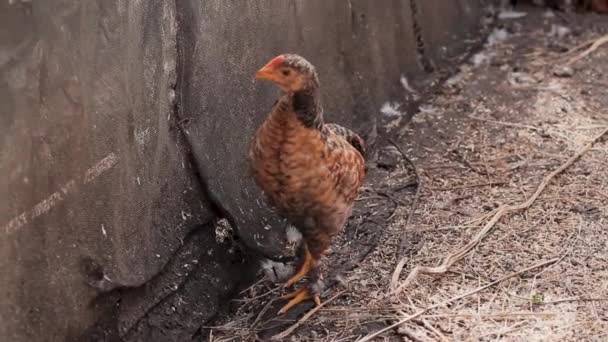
[282,69,291,76]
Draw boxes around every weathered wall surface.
[0,1,211,341]
[0,0,490,341]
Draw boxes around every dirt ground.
[207,6,608,342]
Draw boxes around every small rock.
[376,145,402,170]
[508,71,536,86]
[490,59,506,67]
[538,129,552,138]
[487,27,509,46]
[335,273,348,287]
[471,52,489,66]
[260,259,294,282]
[553,66,574,78]
[531,294,544,305]
[549,24,571,38]
[573,204,597,213]
[498,10,528,19]
[548,42,570,53]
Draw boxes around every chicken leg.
[278,235,333,314]
[277,244,322,314]
[284,245,314,287]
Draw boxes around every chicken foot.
[278,287,321,314]
[278,244,323,314]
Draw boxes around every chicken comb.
[264,55,286,68]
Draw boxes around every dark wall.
[0,1,210,340]
[0,0,489,340]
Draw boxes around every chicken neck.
[285,86,324,129]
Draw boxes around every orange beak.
[255,66,275,81]
[255,55,285,81]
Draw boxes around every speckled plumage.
[249,54,365,282]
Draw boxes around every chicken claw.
[278,287,321,314]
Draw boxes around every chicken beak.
[255,67,275,81]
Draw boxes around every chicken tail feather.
[324,123,366,157]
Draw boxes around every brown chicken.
[249,54,366,314]
[590,0,608,12]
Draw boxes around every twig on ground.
[421,312,557,319]
[393,179,418,191]
[430,180,507,191]
[239,276,268,295]
[376,191,409,207]
[391,127,608,294]
[451,149,488,176]
[420,319,448,342]
[396,325,433,342]
[390,257,410,293]
[478,321,528,340]
[553,9,571,24]
[532,215,583,284]
[270,290,346,341]
[598,190,608,200]
[566,35,605,55]
[233,286,280,303]
[387,139,423,291]
[539,297,608,305]
[250,298,277,330]
[468,116,541,131]
[358,259,559,342]
[567,33,608,65]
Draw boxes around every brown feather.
[249,97,364,256]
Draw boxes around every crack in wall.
[409,0,435,73]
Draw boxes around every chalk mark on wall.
[2,152,119,235]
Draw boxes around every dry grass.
[209,9,608,342]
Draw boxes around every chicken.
[249,54,365,314]
[508,0,608,12]
[590,0,608,13]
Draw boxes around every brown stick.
[391,128,608,295]
[358,258,559,342]
[539,297,608,305]
[567,33,608,65]
[430,180,507,191]
[468,116,540,131]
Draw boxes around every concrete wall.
[0,1,210,340]
[0,0,489,340]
